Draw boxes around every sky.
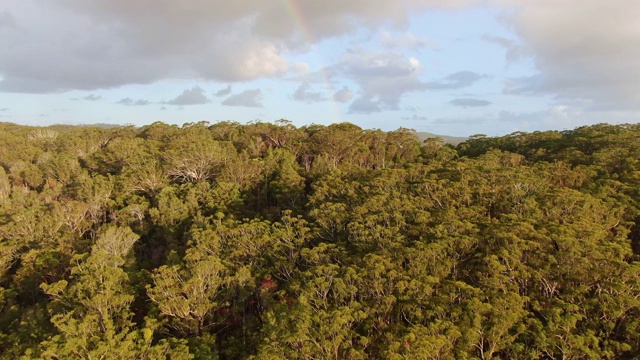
[1,0,639,136]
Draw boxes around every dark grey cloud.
[292,83,326,103]
[117,97,151,106]
[222,89,263,107]
[333,86,354,103]
[165,86,210,106]
[214,85,232,97]
[0,77,64,93]
[450,98,491,107]
[425,71,487,90]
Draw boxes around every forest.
[0,120,639,359]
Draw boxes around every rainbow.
[280,0,344,123]
[281,0,314,45]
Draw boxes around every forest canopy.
[0,120,639,359]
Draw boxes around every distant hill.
[415,131,467,145]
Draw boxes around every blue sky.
[1,0,639,136]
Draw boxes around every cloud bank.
[0,0,638,119]
[0,0,466,93]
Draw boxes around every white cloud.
[496,0,640,110]
[331,49,488,114]
[165,86,210,106]
[76,94,101,101]
[332,49,427,113]
[117,97,151,106]
[1,0,638,126]
[482,35,526,64]
[401,114,428,121]
[349,98,383,114]
[425,71,488,90]
[502,75,543,95]
[336,49,423,78]
[214,85,232,97]
[290,63,311,75]
[379,30,432,50]
[333,86,354,103]
[450,98,491,107]
[252,0,470,43]
[0,0,469,93]
[222,89,263,107]
[0,10,17,28]
[197,37,289,81]
[292,82,326,103]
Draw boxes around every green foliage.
[0,121,639,358]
